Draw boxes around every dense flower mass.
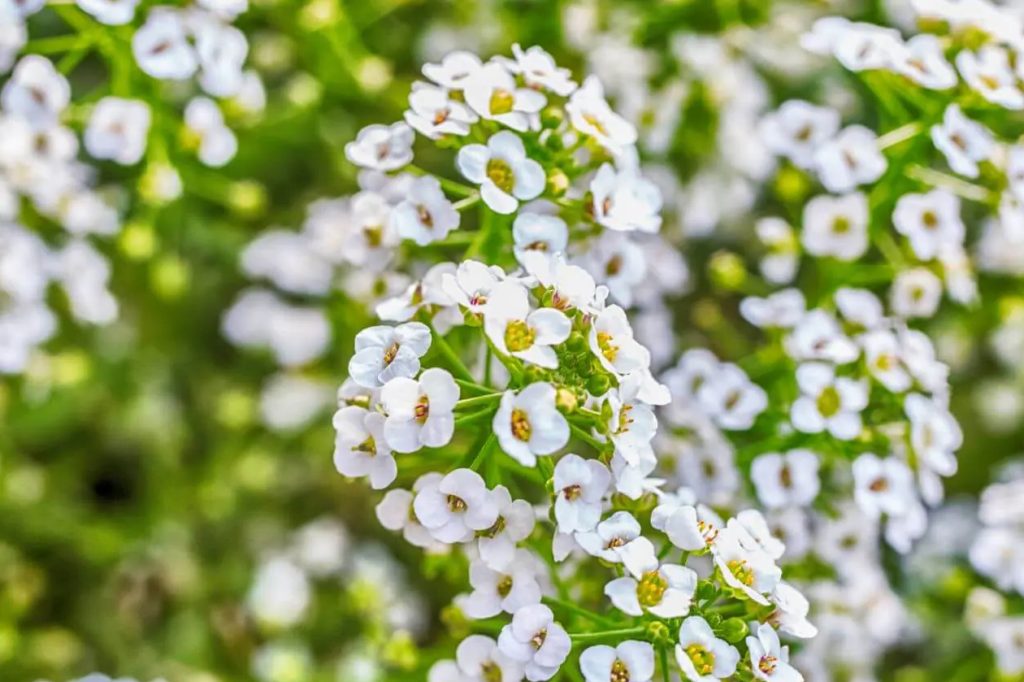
[6,1,1024,681]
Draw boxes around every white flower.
[345,122,414,171]
[132,9,198,81]
[786,309,859,364]
[1,55,69,127]
[931,104,993,178]
[184,97,237,167]
[740,289,806,329]
[304,191,397,268]
[675,616,740,682]
[240,230,332,296]
[460,549,543,618]
[891,34,957,90]
[376,262,459,326]
[605,378,657,466]
[978,617,1024,677]
[833,22,901,72]
[566,76,637,151]
[414,468,499,543]
[651,500,721,552]
[497,604,571,681]
[477,485,536,570]
[956,45,1024,110]
[84,97,151,165]
[498,44,576,96]
[404,82,478,139]
[376,478,447,550]
[493,383,569,467]
[768,582,817,639]
[348,321,431,389]
[484,282,571,368]
[791,362,868,440]
[463,61,546,132]
[696,362,767,431]
[860,329,911,393]
[423,50,484,90]
[221,289,330,366]
[801,192,869,261]
[751,449,820,509]
[390,175,460,245]
[332,405,396,489]
[247,556,310,628]
[379,368,459,453]
[193,17,247,97]
[893,189,964,261]
[604,555,698,618]
[759,100,839,169]
[835,287,884,328]
[747,623,802,682]
[852,453,915,520]
[76,0,139,25]
[813,125,886,193]
[891,267,942,319]
[575,511,656,575]
[906,393,960,473]
[441,635,525,682]
[589,163,662,234]
[589,305,650,376]
[442,259,507,315]
[580,641,655,682]
[552,454,610,533]
[458,130,545,214]
[513,212,568,259]
[577,231,645,307]
[755,217,799,284]
[730,510,786,561]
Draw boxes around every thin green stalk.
[660,645,672,682]
[407,165,477,197]
[454,378,494,395]
[542,596,620,628]
[454,407,497,428]
[877,121,922,150]
[568,626,647,644]
[455,393,502,411]
[569,422,606,452]
[906,164,996,204]
[468,434,497,472]
[453,194,481,211]
[425,321,475,384]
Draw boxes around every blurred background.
[3,1,1024,681]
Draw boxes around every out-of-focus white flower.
[801,192,869,261]
[931,104,993,178]
[791,362,867,440]
[759,100,839,169]
[345,122,414,171]
[890,267,942,319]
[552,454,610,533]
[566,76,637,152]
[1,55,69,127]
[85,97,151,165]
[751,449,820,509]
[497,604,570,681]
[390,176,460,245]
[76,0,140,25]
[589,163,662,233]
[812,125,886,193]
[247,556,310,628]
[133,9,199,80]
[184,96,238,167]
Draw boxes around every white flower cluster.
[967,467,1024,678]
[326,47,813,682]
[0,55,122,373]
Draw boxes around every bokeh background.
[3,1,1024,681]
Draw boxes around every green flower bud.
[587,372,611,396]
[718,617,748,644]
[708,250,747,291]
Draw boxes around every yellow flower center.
[610,659,630,682]
[383,342,399,365]
[490,88,516,115]
[486,158,515,193]
[685,644,716,676]
[504,319,536,352]
[816,386,841,418]
[511,408,531,441]
[758,655,779,675]
[354,435,376,454]
[562,484,582,501]
[530,628,547,650]
[637,570,668,608]
[414,396,429,423]
[727,559,755,587]
[596,331,618,363]
[496,574,514,597]
[446,495,467,512]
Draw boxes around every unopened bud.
[708,250,747,291]
[547,168,569,196]
[555,387,578,412]
[719,617,748,643]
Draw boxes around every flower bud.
[645,620,672,646]
[587,372,611,396]
[555,387,578,413]
[547,168,569,197]
[708,250,747,291]
[540,105,564,129]
[719,617,748,643]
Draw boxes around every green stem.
[455,378,494,395]
[453,194,481,211]
[568,626,647,644]
[569,422,606,452]
[876,121,922,150]
[455,393,502,411]
[454,407,497,428]
[542,596,620,628]
[425,320,475,384]
[25,34,92,54]
[468,434,497,472]
[407,165,477,197]
[905,164,996,204]
[659,645,672,682]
